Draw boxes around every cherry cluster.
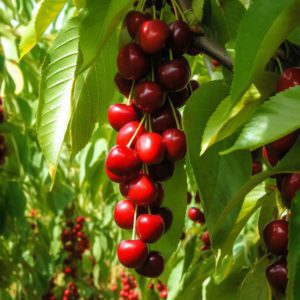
[106,1,199,278]
[148,280,168,299]
[0,97,6,166]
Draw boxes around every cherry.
[127,174,158,207]
[162,129,187,161]
[114,200,135,229]
[212,59,221,67]
[114,73,133,98]
[117,43,150,80]
[187,192,192,204]
[188,207,205,224]
[76,216,85,224]
[135,251,164,278]
[190,80,200,92]
[134,81,165,113]
[148,159,175,181]
[108,103,139,131]
[105,165,135,183]
[276,67,300,92]
[157,57,191,91]
[151,183,164,208]
[262,146,279,167]
[201,231,211,246]
[169,20,192,55]
[160,289,168,299]
[126,11,151,38]
[106,145,142,176]
[186,46,202,56]
[119,181,130,197]
[263,220,288,255]
[137,20,169,53]
[252,160,262,175]
[151,105,181,133]
[266,259,288,295]
[117,240,148,268]
[136,214,165,243]
[282,173,300,206]
[0,107,4,123]
[168,87,190,108]
[135,132,165,164]
[267,131,298,155]
[195,191,201,203]
[116,121,146,147]
[152,207,173,232]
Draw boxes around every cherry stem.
[173,0,187,22]
[132,205,138,240]
[275,57,283,75]
[170,0,179,20]
[126,80,135,105]
[147,206,151,214]
[147,113,153,132]
[168,97,180,129]
[137,0,146,11]
[152,5,156,19]
[126,114,146,148]
[169,48,173,61]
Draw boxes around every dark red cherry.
[137,20,169,53]
[162,129,187,161]
[114,200,135,229]
[117,43,150,80]
[116,121,146,148]
[134,81,165,113]
[266,259,288,296]
[106,145,142,176]
[152,207,173,232]
[212,59,221,67]
[201,231,211,246]
[135,132,165,164]
[114,73,133,98]
[108,103,139,131]
[188,207,205,224]
[276,67,300,92]
[151,105,181,133]
[267,131,298,155]
[149,159,175,182]
[186,45,202,56]
[168,87,190,108]
[135,251,164,277]
[282,173,300,206]
[157,58,190,91]
[190,80,200,92]
[119,181,130,197]
[195,191,201,203]
[169,20,192,55]
[187,192,192,204]
[0,107,4,123]
[117,240,148,268]
[127,174,158,207]
[126,11,151,38]
[136,214,165,243]
[262,146,279,167]
[105,165,135,183]
[252,160,262,175]
[151,183,164,208]
[263,220,288,255]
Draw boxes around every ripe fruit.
[116,121,146,147]
[169,20,192,55]
[201,231,211,246]
[252,160,262,175]
[276,67,300,92]
[108,103,139,131]
[188,207,205,224]
[134,81,165,113]
[126,11,151,38]
[114,200,135,229]
[135,133,165,164]
[190,79,200,91]
[266,259,288,295]
[212,59,221,67]
[117,240,148,268]
[162,129,187,161]
[168,87,190,108]
[105,165,133,183]
[263,146,279,167]
[267,131,298,155]
[148,159,175,181]
[152,207,173,232]
[135,251,164,277]
[151,183,164,208]
[106,145,142,177]
[127,174,158,206]
[117,43,150,80]
[114,73,133,97]
[137,20,170,53]
[263,220,288,255]
[157,58,190,91]
[282,173,300,206]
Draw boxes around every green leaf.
[287,192,300,300]
[238,257,272,300]
[288,25,300,45]
[192,0,205,21]
[19,0,67,58]
[78,0,134,72]
[5,182,26,218]
[223,85,300,153]
[70,36,118,154]
[37,17,80,185]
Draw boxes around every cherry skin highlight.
[276,67,300,92]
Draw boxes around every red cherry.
[117,240,148,268]
[117,43,150,80]
[106,145,142,176]
[201,231,211,246]
[119,181,130,197]
[148,159,175,182]
[276,67,300,92]
[157,58,191,91]
[136,214,165,243]
[114,200,135,229]
[263,220,288,255]
[105,165,136,183]
[188,207,205,224]
[162,129,187,161]
[137,20,169,53]
[151,183,164,208]
[76,216,85,224]
[168,87,190,108]
[134,81,165,113]
[212,59,221,67]
[135,251,164,277]
[169,20,192,55]
[262,146,279,167]
[152,207,173,232]
[117,121,146,147]
[127,174,158,207]
[160,289,168,299]
[126,11,151,38]
[266,259,288,296]
[282,173,300,206]
[135,132,165,164]
[108,104,139,131]
[267,131,298,155]
[252,160,262,175]
[114,73,133,98]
